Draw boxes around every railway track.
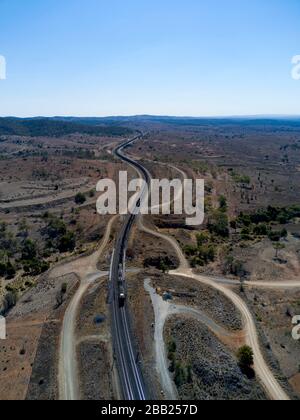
[110,134,150,400]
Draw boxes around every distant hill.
[53,115,300,129]
[1,115,300,137]
[0,117,133,137]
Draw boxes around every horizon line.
[1,114,300,120]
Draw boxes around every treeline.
[229,205,300,243]
[0,118,133,137]
[42,213,76,254]
[183,200,300,269]
[183,196,229,267]
[0,221,50,279]
[236,205,300,226]
[0,213,76,280]
[167,339,192,388]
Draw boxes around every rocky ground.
[146,271,242,331]
[75,280,116,400]
[164,316,267,400]
[241,286,300,399]
[0,271,78,400]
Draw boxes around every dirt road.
[116,149,292,400]
[58,216,117,400]
[173,269,290,401]
[138,212,290,400]
[144,279,244,400]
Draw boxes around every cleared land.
[1,117,300,400]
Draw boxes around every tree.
[18,218,28,234]
[253,223,269,236]
[5,260,16,279]
[224,256,245,278]
[21,239,37,261]
[273,242,285,259]
[268,229,287,242]
[23,259,49,276]
[61,282,68,294]
[174,362,187,387]
[58,231,76,253]
[237,345,254,368]
[230,220,237,232]
[0,222,6,234]
[75,192,86,205]
[56,282,68,307]
[241,227,251,240]
[159,259,169,274]
[208,210,229,238]
[219,195,228,212]
[0,259,16,279]
[2,290,18,315]
[196,232,210,247]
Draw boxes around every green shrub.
[208,210,229,238]
[75,192,86,205]
[237,346,254,368]
[23,258,49,275]
[45,217,67,239]
[174,362,187,387]
[1,290,18,315]
[21,239,37,260]
[219,195,228,212]
[253,224,269,236]
[58,231,76,253]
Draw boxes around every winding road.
[57,134,299,401]
[144,279,244,400]
[134,155,293,401]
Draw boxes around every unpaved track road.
[213,276,300,289]
[144,279,243,400]
[173,269,290,401]
[58,216,117,401]
[136,163,290,401]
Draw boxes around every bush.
[224,256,246,278]
[23,258,49,275]
[238,205,300,227]
[5,261,16,279]
[184,245,198,257]
[89,189,95,198]
[241,227,251,240]
[58,231,76,253]
[208,211,229,238]
[185,231,216,267]
[1,291,18,315]
[268,229,287,242]
[253,224,269,236]
[75,192,86,205]
[237,345,254,368]
[174,362,187,387]
[219,195,228,212]
[196,232,210,247]
[44,217,67,239]
[168,339,177,354]
[143,256,175,270]
[0,260,16,279]
[0,262,6,277]
[199,245,216,264]
[21,239,37,260]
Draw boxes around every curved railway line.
[109,135,150,400]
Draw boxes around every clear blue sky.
[0,0,299,117]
